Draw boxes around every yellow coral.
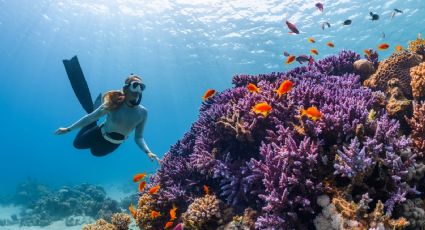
[408,36,425,57]
[82,219,116,230]
[135,193,157,230]
[410,62,425,100]
[111,213,131,230]
[182,194,225,229]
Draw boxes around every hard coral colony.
[129,37,425,230]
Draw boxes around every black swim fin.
[63,56,94,114]
[93,93,102,110]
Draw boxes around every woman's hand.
[147,152,161,164]
[55,127,70,135]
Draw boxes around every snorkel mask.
[124,78,145,106]
[125,81,146,94]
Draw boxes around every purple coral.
[140,51,415,229]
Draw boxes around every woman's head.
[123,74,145,106]
[103,74,145,110]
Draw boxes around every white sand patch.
[0,205,21,219]
[0,220,83,230]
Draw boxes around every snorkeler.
[55,56,160,163]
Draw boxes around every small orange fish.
[129,204,137,218]
[286,55,296,64]
[202,89,216,101]
[151,210,161,219]
[363,49,372,56]
[275,80,294,98]
[300,106,323,121]
[169,204,177,221]
[326,42,335,48]
[252,102,272,117]
[395,45,403,52]
[164,221,174,229]
[133,173,146,182]
[149,184,160,195]
[247,83,261,93]
[377,43,389,50]
[310,49,318,55]
[308,37,315,43]
[203,185,210,195]
[138,180,146,192]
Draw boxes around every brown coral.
[111,213,131,230]
[182,194,232,230]
[386,78,412,120]
[353,59,375,81]
[408,36,425,59]
[410,62,425,100]
[364,50,422,98]
[406,102,425,158]
[82,219,116,230]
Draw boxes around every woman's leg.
[72,122,97,149]
[90,137,120,157]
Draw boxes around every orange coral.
[410,62,425,100]
[408,36,425,59]
[135,193,163,230]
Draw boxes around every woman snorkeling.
[55,74,160,163]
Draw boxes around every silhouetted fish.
[321,21,331,30]
[315,2,324,12]
[370,12,379,21]
[391,8,403,19]
[342,19,352,25]
[286,20,300,34]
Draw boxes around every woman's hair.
[102,75,142,110]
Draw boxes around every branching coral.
[408,36,425,59]
[111,213,131,230]
[82,219,115,230]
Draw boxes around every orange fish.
[363,49,372,56]
[164,221,174,229]
[247,83,261,93]
[149,184,160,195]
[326,42,335,48]
[275,80,294,98]
[252,102,272,117]
[395,45,403,52]
[129,203,137,218]
[138,180,146,192]
[308,37,315,43]
[285,55,296,64]
[133,173,146,182]
[300,106,323,121]
[203,185,210,195]
[151,210,161,219]
[377,43,389,50]
[310,49,318,55]
[202,89,216,101]
[169,204,177,221]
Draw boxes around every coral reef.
[130,43,425,229]
[410,62,425,101]
[82,213,131,230]
[364,50,422,98]
[8,182,121,227]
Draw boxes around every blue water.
[0,0,423,198]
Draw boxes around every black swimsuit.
[73,122,124,157]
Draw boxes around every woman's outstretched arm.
[134,109,160,163]
[65,103,108,132]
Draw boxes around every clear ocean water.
[0,0,424,228]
